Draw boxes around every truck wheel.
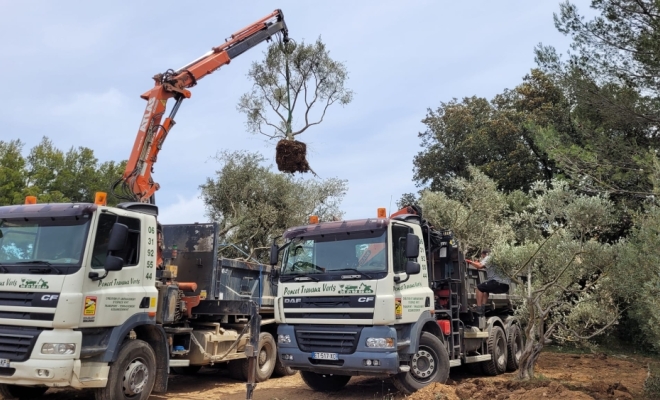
[273,356,297,377]
[241,332,277,382]
[482,326,507,376]
[300,371,350,392]
[506,324,523,371]
[170,365,202,375]
[392,332,450,395]
[95,339,156,400]
[0,384,48,399]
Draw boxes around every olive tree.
[200,150,347,262]
[237,37,353,140]
[420,167,624,379]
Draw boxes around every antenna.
[389,195,393,215]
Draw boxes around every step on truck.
[0,201,290,400]
[272,206,524,394]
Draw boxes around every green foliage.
[413,70,566,195]
[238,37,353,140]
[533,1,660,202]
[419,166,514,257]
[0,137,125,206]
[0,140,27,205]
[200,150,347,262]
[420,168,625,378]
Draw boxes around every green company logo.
[19,278,49,289]
[338,283,374,294]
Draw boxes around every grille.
[295,326,362,354]
[0,292,33,307]
[0,326,43,362]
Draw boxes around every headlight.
[366,338,394,348]
[278,334,291,344]
[41,343,76,355]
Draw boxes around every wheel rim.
[258,341,274,373]
[496,333,507,368]
[122,358,149,397]
[410,346,437,382]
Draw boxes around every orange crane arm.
[114,10,288,203]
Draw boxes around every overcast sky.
[1,1,593,224]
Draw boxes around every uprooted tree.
[199,150,347,262]
[237,36,353,174]
[419,166,634,379]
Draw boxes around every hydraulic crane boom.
[113,10,288,203]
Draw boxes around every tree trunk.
[517,297,545,380]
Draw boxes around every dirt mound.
[407,382,460,400]
[275,139,310,174]
[408,379,596,400]
[584,381,633,399]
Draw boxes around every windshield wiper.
[0,264,8,273]
[333,268,373,280]
[280,273,320,282]
[14,261,63,274]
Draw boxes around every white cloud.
[157,193,208,225]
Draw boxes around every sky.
[1,0,594,224]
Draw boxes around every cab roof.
[283,218,389,239]
[0,203,97,219]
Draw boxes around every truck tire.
[94,339,156,400]
[300,371,350,392]
[170,365,202,375]
[482,326,507,376]
[241,332,277,382]
[506,324,523,372]
[392,332,450,395]
[0,384,48,399]
[273,356,297,377]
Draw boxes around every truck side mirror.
[105,255,125,271]
[406,260,420,275]
[405,233,420,258]
[270,243,279,266]
[108,223,129,251]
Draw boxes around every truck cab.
[0,200,163,399]
[274,208,524,394]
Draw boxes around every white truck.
[272,206,525,394]
[0,201,290,400]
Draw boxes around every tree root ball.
[275,139,311,174]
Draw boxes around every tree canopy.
[0,137,125,206]
[237,37,353,140]
[200,150,347,262]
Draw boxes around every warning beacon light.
[94,192,108,206]
[24,196,37,205]
[377,208,387,218]
[309,215,319,224]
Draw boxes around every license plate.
[312,352,338,360]
[0,359,10,368]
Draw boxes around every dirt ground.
[42,351,650,400]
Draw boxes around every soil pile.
[409,379,596,400]
[275,139,310,173]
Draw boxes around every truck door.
[392,223,431,324]
[79,212,151,327]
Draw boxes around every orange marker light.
[377,208,387,218]
[25,196,37,205]
[309,215,319,224]
[94,192,107,206]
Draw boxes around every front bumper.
[0,358,74,387]
[277,324,401,376]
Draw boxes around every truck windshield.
[0,218,90,265]
[282,229,387,275]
